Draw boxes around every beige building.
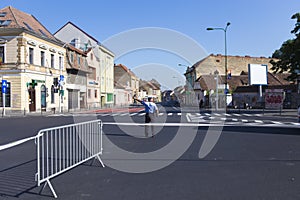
[0,6,68,114]
[184,54,279,106]
[114,64,139,106]
[139,79,161,102]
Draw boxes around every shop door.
[28,88,36,112]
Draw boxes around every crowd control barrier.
[35,119,104,198]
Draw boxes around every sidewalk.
[0,106,144,118]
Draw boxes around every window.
[51,54,54,68]
[29,47,34,64]
[0,20,11,26]
[88,89,91,98]
[91,53,93,60]
[77,55,81,65]
[95,90,97,98]
[40,51,45,66]
[59,56,63,70]
[107,93,113,102]
[0,12,7,17]
[70,52,74,63]
[41,85,46,109]
[0,46,4,64]
[0,82,11,107]
[23,22,33,31]
[39,29,48,37]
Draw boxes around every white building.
[54,22,115,108]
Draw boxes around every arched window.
[41,85,46,109]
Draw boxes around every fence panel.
[36,119,104,198]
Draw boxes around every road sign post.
[2,80,7,116]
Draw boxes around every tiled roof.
[139,80,160,90]
[67,44,87,56]
[115,64,137,77]
[0,6,57,41]
[197,72,294,91]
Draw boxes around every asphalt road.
[0,107,300,199]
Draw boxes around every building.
[114,64,139,106]
[114,80,131,107]
[194,70,299,108]
[139,79,161,102]
[54,21,115,108]
[184,54,279,106]
[65,44,89,111]
[0,6,68,114]
[86,48,100,109]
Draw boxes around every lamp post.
[178,63,192,105]
[207,22,231,111]
[214,70,219,110]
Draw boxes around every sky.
[1,0,299,90]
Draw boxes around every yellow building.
[0,6,68,114]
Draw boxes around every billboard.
[248,64,268,85]
[265,89,284,109]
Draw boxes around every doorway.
[28,87,36,112]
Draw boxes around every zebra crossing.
[49,112,184,117]
[186,113,300,127]
[47,111,300,127]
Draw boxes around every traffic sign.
[1,80,7,94]
[59,75,64,82]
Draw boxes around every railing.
[35,119,104,198]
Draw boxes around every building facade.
[65,44,89,111]
[114,64,139,106]
[184,54,278,106]
[54,22,115,108]
[86,48,100,109]
[0,6,68,114]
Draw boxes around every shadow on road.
[0,159,47,198]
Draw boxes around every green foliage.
[270,12,300,82]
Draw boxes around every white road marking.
[271,121,283,124]
[254,120,263,123]
[233,113,242,116]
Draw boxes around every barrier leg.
[39,180,58,198]
[96,154,105,168]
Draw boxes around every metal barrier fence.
[35,119,104,198]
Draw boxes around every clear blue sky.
[1,0,299,89]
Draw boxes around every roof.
[114,81,126,89]
[197,72,294,91]
[187,54,278,76]
[66,44,87,56]
[139,80,160,90]
[114,64,137,78]
[54,21,114,56]
[54,21,99,44]
[0,6,58,41]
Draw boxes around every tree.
[270,13,300,82]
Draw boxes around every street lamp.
[214,70,219,110]
[178,63,188,67]
[207,22,231,111]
